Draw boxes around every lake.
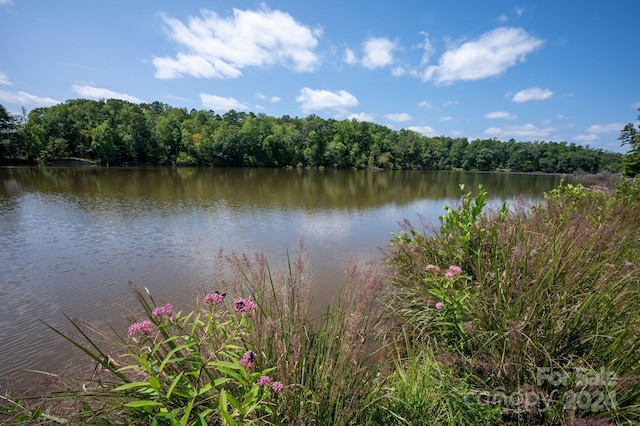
[0,166,573,388]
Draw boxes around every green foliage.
[424,266,474,352]
[362,345,502,425]
[619,110,640,177]
[0,100,623,172]
[388,181,640,425]
[39,286,284,425]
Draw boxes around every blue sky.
[1,0,639,152]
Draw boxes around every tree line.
[0,99,626,174]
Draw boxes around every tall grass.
[219,250,393,424]
[0,247,395,425]
[387,180,640,425]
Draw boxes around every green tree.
[0,104,18,160]
[91,120,118,165]
[619,110,640,177]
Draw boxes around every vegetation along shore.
[0,177,638,425]
[1,105,639,424]
[0,100,632,173]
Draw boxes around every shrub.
[387,182,640,425]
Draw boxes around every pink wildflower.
[257,376,273,387]
[204,291,225,306]
[426,264,440,272]
[271,381,284,393]
[435,302,444,310]
[128,320,153,338]
[152,303,174,319]
[445,265,462,278]
[234,298,257,314]
[239,350,256,369]
[625,262,635,269]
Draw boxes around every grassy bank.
[1,179,639,425]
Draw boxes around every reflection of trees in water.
[0,167,572,212]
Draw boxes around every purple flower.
[445,265,462,279]
[271,381,284,393]
[234,298,257,314]
[625,262,635,269]
[204,291,225,306]
[435,302,444,310]
[426,264,440,272]
[239,350,256,369]
[257,375,273,387]
[128,320,153,338]
[152,303,174,319]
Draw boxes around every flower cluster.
[152,303,174,319]
[426,264,441,272]
[204,291,225,306]
[444,265,462,279]
[435,301,444,310]
[128,320,153,338]
[257,375,284,393]
[234,298,257,314]
[239,350,256,369]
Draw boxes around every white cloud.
[255,94,280,103]
[344,48,357,65]
[72,85,143,103]
[485,111,516,119]
[631,101,640,110]
[385,113,412,122]
[443,100,459,107]
[154,53,242,79]
[574,134,599,142]
[347,112,374,122]
[408,126,438,137]
[296,87,358,114]
[200,93,249,112]
[0,90,59,107]
[418,101,432,109]
[0,71,12,86]
[419,32,435,65]
[484,123,554,139]
[512,87,553,102]
[361,37,397,69]
[0,0,14,5]
[391,66,406,77]
[154,6,322,80]
[422,27,543,84]
[585,123,624,133]
[440,116,453,122]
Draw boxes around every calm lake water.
[0,166,573,388]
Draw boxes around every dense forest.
[0,99,625,173]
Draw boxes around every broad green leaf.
[124,400,163,408]
[149,375,161,392]
[166,371,184,399]
[214,377,233,386]
[208,360,241,370]
[113,381,154,392]
[197,382,213,396]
